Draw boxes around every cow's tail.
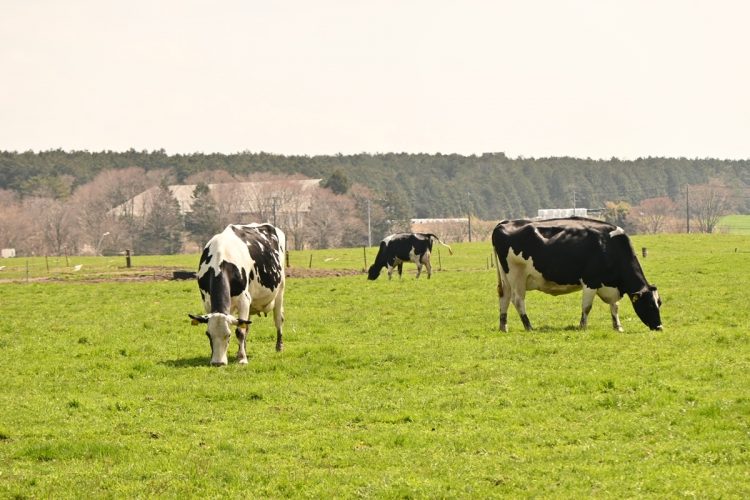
[426,234,453,255]
[367,241,388,280]
[493,246,503,298]
[491,224,507,299]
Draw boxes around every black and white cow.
[492,217,662,332]
[367,232,453,280]
[188,223,286,366]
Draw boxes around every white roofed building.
[110,179,322,220]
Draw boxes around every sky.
[1,0,749,159]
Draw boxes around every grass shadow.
[159,356,209,368]
[524,324,582,333]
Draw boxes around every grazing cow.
[188,223,286,366]
[367,232,453,280]
[492,217,662,332]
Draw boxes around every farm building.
[410,217,491,242]
[110,179,323,221]
[536,208,589,219]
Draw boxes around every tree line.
[0,150,748,256]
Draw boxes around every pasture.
[1,234,749,497]
[719,214,750,235]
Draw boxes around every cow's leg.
[235,296,251,364]
[515,298,532,331]
[579,287,597,330]
[386,264,394,280]
[415,261,422,279]
[498,275,512,332]
[273,283,285,351]
[424,254,432,279]
[235,326,248,363]
[397,262,403,279]
[508,273,532,330]
[609,302,623,332]
[597,287,624,332]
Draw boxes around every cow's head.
[629,286,663,331]
[367,264,382,280]
[188,313,251,366]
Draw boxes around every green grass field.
[1,234,749,497]
[718,214,750,234]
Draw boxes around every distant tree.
[42,199,79,255]
[382,185,412,235]
[323,170,351,194]
[134,181,184,254]
[0,190,27,252]
[304,189,366,249]
[17,197,79,255]
[691,181,733,233]
[633,197,677,234]
[185,182,222,246]
[20,175,75,199]
[348,183,387,247]
[272,179,317,251]
[603,201,632,230]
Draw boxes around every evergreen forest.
[2,150,749,220]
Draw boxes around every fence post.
[363,246,367,271]
[45,255,50,273]
[642,247,648,258]
[309,254,313,268]
[438,248,442,271]
[125,249,132,268]
[26,259,30,282]
[286,250,290,268]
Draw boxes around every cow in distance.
[368,232,453,280]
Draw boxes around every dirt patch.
[285,267,364,278]
[1,266,364,283]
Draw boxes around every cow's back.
[493,217,614,287]
[231,224,285,313]
[198,224,285,313]
[231,223,285,289]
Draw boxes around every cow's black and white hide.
[188,223,286,366]
[491,217,662,332]
[367,232,453,280]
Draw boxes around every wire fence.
[0,253,173,282]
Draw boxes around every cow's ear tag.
[189,314,208,325]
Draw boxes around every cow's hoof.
[275,343,283,352]
[238,358,248,365]
[499,325,508,333]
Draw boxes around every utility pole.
[467,192,472,242]
[686,184,690,233]
[367,199,372,247]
